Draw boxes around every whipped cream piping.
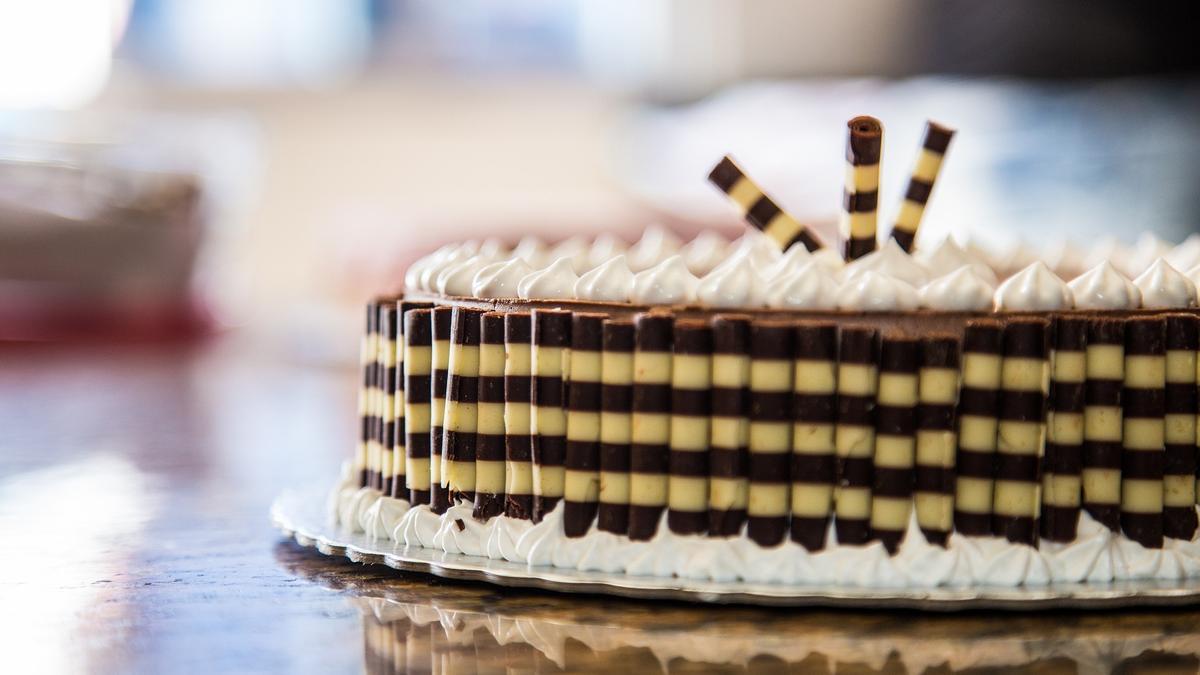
[574,254,635,302]
[993,261,1074,311]
[626,225,683,273]
[1133,258,1198,309]
[919,265,995,311]
[630,255,699,305]
[917,238,997,284]
[695,255,766,308]
[518,257,579,300]
[472,257,533,298]
[767,261,841,309]
[679,231,728,276]
[1067,261,1142,310]
[842,238,931,287]
[837,270,920,311]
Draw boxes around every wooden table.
[5,339,1200,673]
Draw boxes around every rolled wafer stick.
[564,313,606,537]
[503,313,534,520]
[1041,317,1087,542]
[871,336,919,553]
[890,121,955,252]
[379,303,399,497]
[708,315,752,537]
[473,313,507,520]
[747,321,795,547]
[1164,314,1198,540]
[443,306,483,505]
[841,116,883,261]
[915,336,960,546]
[667,320,712,536]
[953,319,1004,536]
[403,308,434,505]
[598,319,635,535]
[429,306,454,514]
[629,313,674,541]
[708,155,823,252]
[1121,317,1166,548]
[835,326,880,545]
[391,301,432,500]
[790,322,838,551]
[993,318,1050,546]
[356,300,378,488]
[531,309,572,522]
[1083,318,1125,531]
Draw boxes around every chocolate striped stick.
[834,326,880,545]
[503,313,534,520]
[915,336,960,546]
[473,313,507,520]
[443,306,483,505]
[403,308,434,505]
[1121,317,1166,548]
[629,313,674,541]
[993,318,1050,546]
[531,309,572,521]
[953,319,1004,536]
[1083,318,1125,531]
[790,322,838,551]
[1164,314,1198,539]
[563,313,606,537]
[379,303,400,497]
[429,306,454,514]
[890,121,955,252]
[668,320,712,536]
[871,337,919,553]
[391,301,432,499]
[708,316,752,537]
[747,321,795,547]
[841,116,883,261]
[598,320,635,535]
[707,155,822,252]
[1042,317,1087,542]
[355,300,378,488]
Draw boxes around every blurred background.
[1,0,1198,352]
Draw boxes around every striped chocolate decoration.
[598,319,635,535]
[709,315,752,537]
[443,306,484,505]
[503,313,534,520]
[379,303,400,497]
[1083,318,1125,531]
[1121,317,1166,549]
[841,115,883,261]
[668,320,712,536]
[1042,317,1087,542]
[890,121,955,252]
[747,321,795,546]
[1164,314,1199,539]
[403,308,434,505]
[356,300,378,488]
[953,319,1004,537]
[629,313,674,541]
[563,313,606,537]
[429,306,453,514]
[993,318,1049,546]
[531,309,572,521]
[834,326,880,545]
[790,322,837,551]
[707,155,822,252]
[914,336,960,546]
[391,301,432,499]
[871,336,919,553]
[473,312,507,520]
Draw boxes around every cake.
[332,117,1200,588]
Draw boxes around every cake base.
[272,485,1200,611]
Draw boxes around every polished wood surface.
[5,338,1200,674]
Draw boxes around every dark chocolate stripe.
[635,313,673,351]
[533,435,566,467]
[795,323,837,360]
[565,440,599,471]
[748,517,788,547]
[712,315,751,354]
[956,449,996,478]
[1042,505,1081,542]
[839,327,880,363]
[707,156,742,193]
[1166,314,1200,350]
[791,454,836,482]
[1056,316,1088,350]
[406,433,431,459]
[837,395,876,426]
[924,122,955,153]
[1051,382,1085,413]
[571,313,605,352]
[1086,380,1123,406]
[630,444,669,474]
[673,321,712,354]
[746,196,781,232]
[669,510,708,535]
[954,511,992,536]
[632,384,672,413]
[533,309,572,348]
[1084,441,1123,469]
[1165,506,1198,541]
[1122,450,1165,481]
[506,494,532,521]
[709,447,747,478]
[432,306,452,340]
[600,384,633,412]
[845,237,876,262]
[532,375,565,408]
[916,403,955,430]
[963,321,1004,353]
[750,391,792,422]
[843,189,879,213]
[958,388,1000,417]
[598,503,628,535]
[505,435,532,463]
[1089,318,1126,344]
[993,454,1039,481]
[993,515,1036,546]
[602,320,635,351]
[671,388,709,416]
[448,375,479,404]
[567,381,602,411]
[904,179,932,205]
[873,467,914,498]
[791,516,829,551]
[480,312,505,344]
[839,456,873,486]
[787,229,823,253]
[792,394,836,423]
[836,519,870,545]
[1123,512,1163,549]
[450,306,482,345]
[504,376,531,404]
[1125,317,1166,355]
[476,434,505,462]
[1165,383,1197,414]
[998,390,1046,422]
[710,387,747,418]
[1043,443,1083,473]
[750,322,795,360]
[474,493,504,520]
[1124,388,1165,418]
[891,228,916,253]
[669,449,708,477]
[432,371,448,400]
[445,430,476,462]
[406,375,432,403]
[880,337,919,373]
[478,376,504,404]
[845,116,883,165]
[628,505,664,541]
[505,312,531,343]
[1004,319,1049,358]
[747,453,790,483]
[914,467,952,494]
[599,443,631,473]
[1165,443,1197,475]
[1085,504,1120,532]
[876,405,916,436]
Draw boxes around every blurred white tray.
[272,486,1200,610]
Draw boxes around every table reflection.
[278,545,1200,674]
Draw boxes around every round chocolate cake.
[332,118,1200,588]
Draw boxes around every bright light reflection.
[0,453,158,673]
